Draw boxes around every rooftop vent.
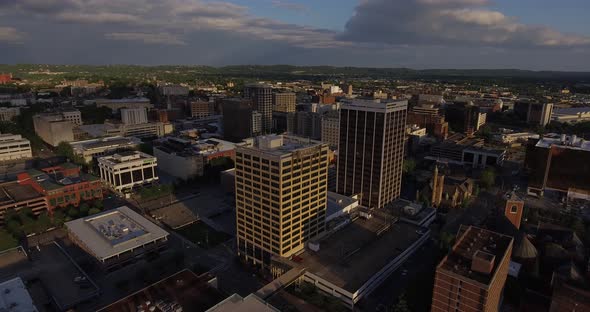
[471,250,496,275]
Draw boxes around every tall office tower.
[431,226,513,312]
[235,135,329,268]
[273,93,296,113]
[222,98,254,142]
[244,84,273,134]
[121,108,148,125]
[336,99,407,209]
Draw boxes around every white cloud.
[105,32,186,45]
[0,26,24,43]
[340,0,590,47]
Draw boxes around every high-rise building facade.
[120,108,148,125]
[222,98,255,142]
[190,101,214,119]
[273,93,296,113]
[244,84,273,134]
[432,226,513,312]
[235,135,329,268]
[321,110,339,149]
[336,99,407,208]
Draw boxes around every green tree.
[0,231,18,251]
[139,143,153,155]
[79,203,90,217]
[52,210,66,227]
[67,207,79,218]
[88,208,101,216]
[393,293,411,312]
[403,158,416,175]
[93,199,104,210]
[34,213,52,233]
[480,168,496,189]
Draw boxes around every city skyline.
[0,0,589,70]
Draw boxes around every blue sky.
[0,0,589,70]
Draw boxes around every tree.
[93,199,104,210]
[403,158,416,175]
[52,210,66,227]
[139,143,153,155]
[0,231,18,251]
[393,293,411,312]
[88,208,101,216]
[480,168,496,189]
[79,203,90,217]
[67,207,79,218]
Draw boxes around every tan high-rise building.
[336,99,407,208]
[273,93,296,113]
[235,135,329,268]
[432,226,513,312]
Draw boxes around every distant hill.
[1,64,589,83]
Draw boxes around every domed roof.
[513,234,538,259]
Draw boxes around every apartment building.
[273,93,296,113]
[0,107,20,122]
[190,101,214,119]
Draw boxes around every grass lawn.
[176,222,230,249]
[0,231,18,251]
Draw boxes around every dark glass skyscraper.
[244,83,273,134]
[336,99,407,208]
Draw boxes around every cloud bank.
[0,0,588,69]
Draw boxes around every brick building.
[17,163,103,211]
[432,226,513,312]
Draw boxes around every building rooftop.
[341,98,408,113]
[65,206,169,261]
[0,182,43,204]
[326,191,358,217]
[71,137,141,152]
[98,151,155,166]
[300,216,424,292]
[553,107,590,115]
[99,270,225,312]
[206,294,279,312]
[239,135,326,157]
[0,277,38,312]
[439,226,513,286]
[535,134,590,151]
[96,98,151,103]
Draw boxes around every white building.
[0,277,38,312]
[121,108,148,125]
[0,107,20,122]
[153,137,239,180]
[0,134,32,162]
[33,113,74,146]
[61,109,82,126]
[98,151,158,193]
[552,107,590,124]
[70,136,142,163]
[65,206,168,268]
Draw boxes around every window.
[510,205,518,214]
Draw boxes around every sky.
[1,0,590,70]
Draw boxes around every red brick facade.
[17,165,103,212]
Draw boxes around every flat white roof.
[0,277,38,312]
[65,206,168,261]
[536,135,590,152]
